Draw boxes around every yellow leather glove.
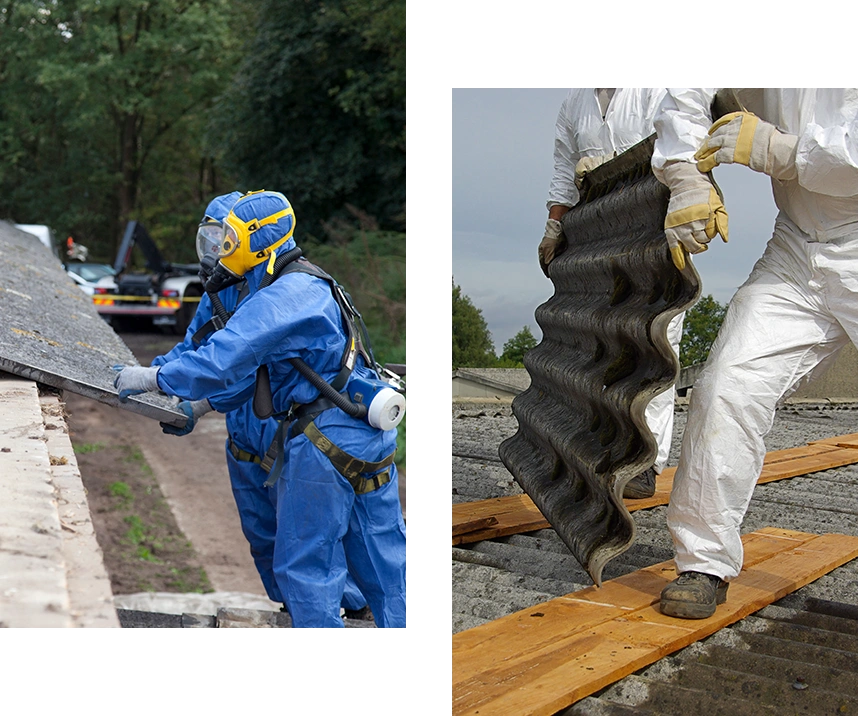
[694,111,798,180]
[662,162,729,271]
[538,218,566,277]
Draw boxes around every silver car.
[65,262,117,296]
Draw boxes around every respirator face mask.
[197,220,225,285]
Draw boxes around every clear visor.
[195,221,223,262]
[218,221,241,258]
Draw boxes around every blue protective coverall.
[154,250,406,628]
[152,286,369,613]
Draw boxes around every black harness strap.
[262,409,396,493]
[228,436,280,475]
[262,419,395,493]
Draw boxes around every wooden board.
[453,437,858,545]
[452,528,858,716]
[453,494,549,545]
[810,432,858,449]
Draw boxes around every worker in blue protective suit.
[114,190,406,628]
[149,192,370,619]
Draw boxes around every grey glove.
[538,219,566,277]
[112,364,160,401]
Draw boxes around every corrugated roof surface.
[499,138,699,585]
[453,399,858,713]
[453,368,532,393]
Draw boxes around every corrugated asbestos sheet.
[499,137,700,585]
[0,221,185,427]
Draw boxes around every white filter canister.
[366,387,406,431]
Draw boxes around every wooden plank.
[760,442,840,463]
[453,437,858,545]
[810,432,858,448]
[452,528,814,684]
[453,494,550,545]
[452,515,498,537]
[758,449,858,482]
[452,529,858,716]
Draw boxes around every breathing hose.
[207,290,230,325]
[288,357,367,420]
[259,246,304,289]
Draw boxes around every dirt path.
[65,331,268,597]
[65,329,405,601]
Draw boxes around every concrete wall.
[452,368,530,400]
[0,374,118,627]
[678,343,858,401]
[791,343,858,400]
[452,376,518,400]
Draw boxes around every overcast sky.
[452,88,781,352]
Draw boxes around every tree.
[299,214,405,364]
[207,0,405,240]
[499,326,538,367]
[680,295,727,367]
[453,279,496,369]
[0,0,244,261]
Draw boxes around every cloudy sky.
[452,88,781,353]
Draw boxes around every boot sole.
[660,584,729,619]
[660,598,716,619]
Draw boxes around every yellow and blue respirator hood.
[218,190,296,278]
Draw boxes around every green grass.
[108,481,134,509]
[123,447,153,475]
[123,514,163,563]
[73,442,106,454]
[167,566,213,593]
[395,414,406,470]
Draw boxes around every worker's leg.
[271,434,353,628]
[341,574,369,613]
[225,443,282,602]
[645,311,685,473]
[342,465,407,628]
[668,230,847,581]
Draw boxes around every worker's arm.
[540,92,581,276]
[651,89,728,271]
[793,112,858,197]
[156,275,346,414]
[651,89,718,183]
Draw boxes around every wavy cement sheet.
[498,137,701,585]
[0,221,186,427]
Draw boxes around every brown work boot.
[623,467,656,499]
[660,571,729,619]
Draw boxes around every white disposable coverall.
[653,88,858,580]
[549,87,682,473]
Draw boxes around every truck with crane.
[92,221,203,334]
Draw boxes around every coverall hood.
[219,190,297,277]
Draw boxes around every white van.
[15,224,60,257]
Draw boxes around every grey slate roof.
[453,367,532,394]
[0,220,185,426]
[453,398,858,713]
